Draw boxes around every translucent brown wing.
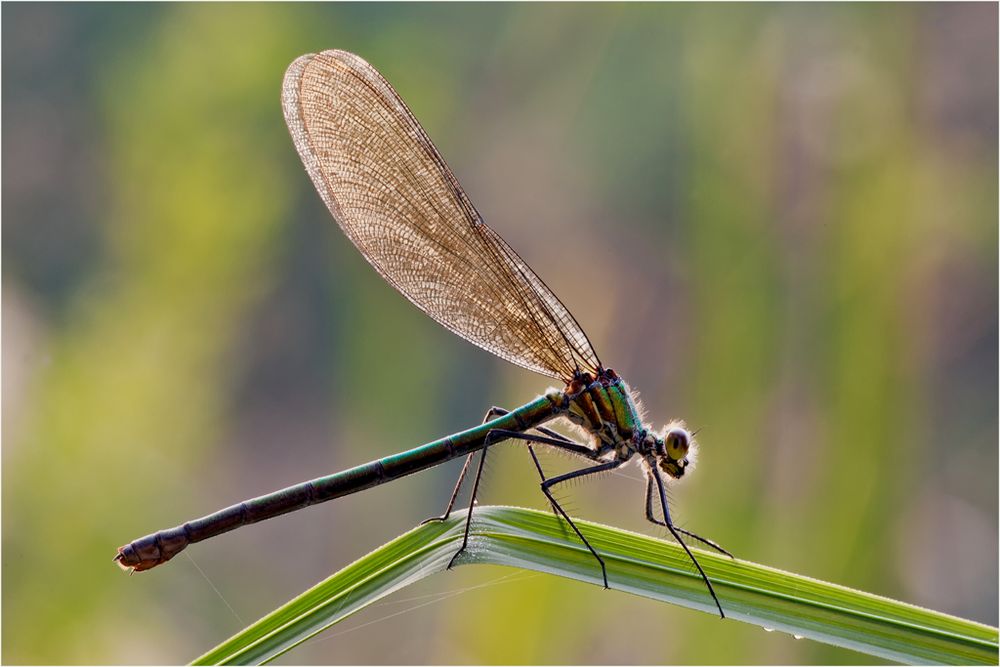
[282,50,600,380]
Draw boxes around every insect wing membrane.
[282,50,599,380]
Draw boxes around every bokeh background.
[3,3,996,664]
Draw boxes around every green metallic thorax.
[563,371,645,457]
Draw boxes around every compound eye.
[664,428,690,460]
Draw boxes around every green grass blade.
[192,506,998,665]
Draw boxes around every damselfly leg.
[648,465,725,618]
[449,430,618,588]
[422,406,560,525]
[470,407,580,516]
[423,404,591,525]
[643,477,734,558]
[444,423,599,569]
[536,459,625,589]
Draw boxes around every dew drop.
[793,634,804,640]
[763,627,775,633]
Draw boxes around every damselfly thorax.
[555,367,694,477]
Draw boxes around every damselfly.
[115,50,732,617]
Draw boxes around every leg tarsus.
[439,410,605,574]
[675,528,735,559]
[422,453,473,524]
[540,459,624,589]
[644,477,733,558]
[649,467,726,618]
[447,446,489,569]
[424,406,509,525]
[540,483,609,588]
[476,428,613,588]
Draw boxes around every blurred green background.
[3,3,996,664]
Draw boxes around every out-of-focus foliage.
[3,4,996,664]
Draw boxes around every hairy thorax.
[551,368,647,460]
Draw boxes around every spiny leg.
[482,427,600,517]
[540,459,625,589]
[526,444,561,516]
[487,419,589,517]
[447,426,598,569]
[472,430,614,574]
[447,443,491,569]
[648,467,726,618]
[423,406,509,525]
[643,477,734,558]
[481,415,589,516]
[483,429,596,458]
[482,407,582,447]
[421,454,474,525]
[474,407,582,514]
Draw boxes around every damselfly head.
[654,423,695,479]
